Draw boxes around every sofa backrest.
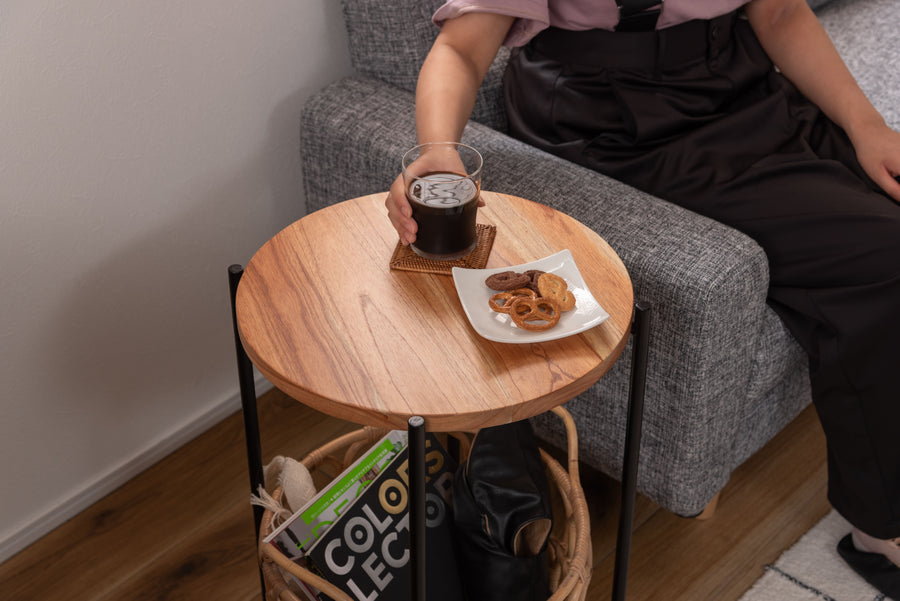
[341,0,444,93]
[340,0,510,131]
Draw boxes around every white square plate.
[452,249,609,343]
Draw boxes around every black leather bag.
[452,420,553,601]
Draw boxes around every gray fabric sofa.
[300,0,900,518]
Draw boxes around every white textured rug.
[739,510,888,601]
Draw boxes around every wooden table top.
[236,192,633,431]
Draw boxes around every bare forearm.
[414,12,514,144]
[746,0,885,145]
[415,45,483,143]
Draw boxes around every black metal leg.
[612,300,652,601]
[408,416,427,601]
[228,264,266,596]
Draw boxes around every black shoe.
[837,533,900,600]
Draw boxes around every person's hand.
[850,121,900,202]
[384,145,485,246]
[386,171,417,246]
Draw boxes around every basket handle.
[550,405,580,484]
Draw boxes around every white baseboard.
[0,375,273,565]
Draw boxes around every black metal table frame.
[229,264,651,601]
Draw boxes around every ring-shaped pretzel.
[509,297,561,331]
[489,288,537,313]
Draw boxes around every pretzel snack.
[537,273,576,311]
[509,297,561,331]
[489,288,537,313]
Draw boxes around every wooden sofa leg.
[695,493,720,520]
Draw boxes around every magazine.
[264,429,408,561]
[304,432,463,601]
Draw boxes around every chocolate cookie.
[524,269,545,293]
[485,271,531,291]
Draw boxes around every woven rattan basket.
[258,406,592,601]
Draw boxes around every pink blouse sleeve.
[432,0,550,47]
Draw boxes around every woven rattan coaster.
[389,223,496,275]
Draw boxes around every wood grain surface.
[236,191,633,430]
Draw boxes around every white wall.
[0,0,352,561]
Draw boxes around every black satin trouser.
[504,12,900,538]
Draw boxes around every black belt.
[529,11,738,71]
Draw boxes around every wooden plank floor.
[0,387,830,601]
